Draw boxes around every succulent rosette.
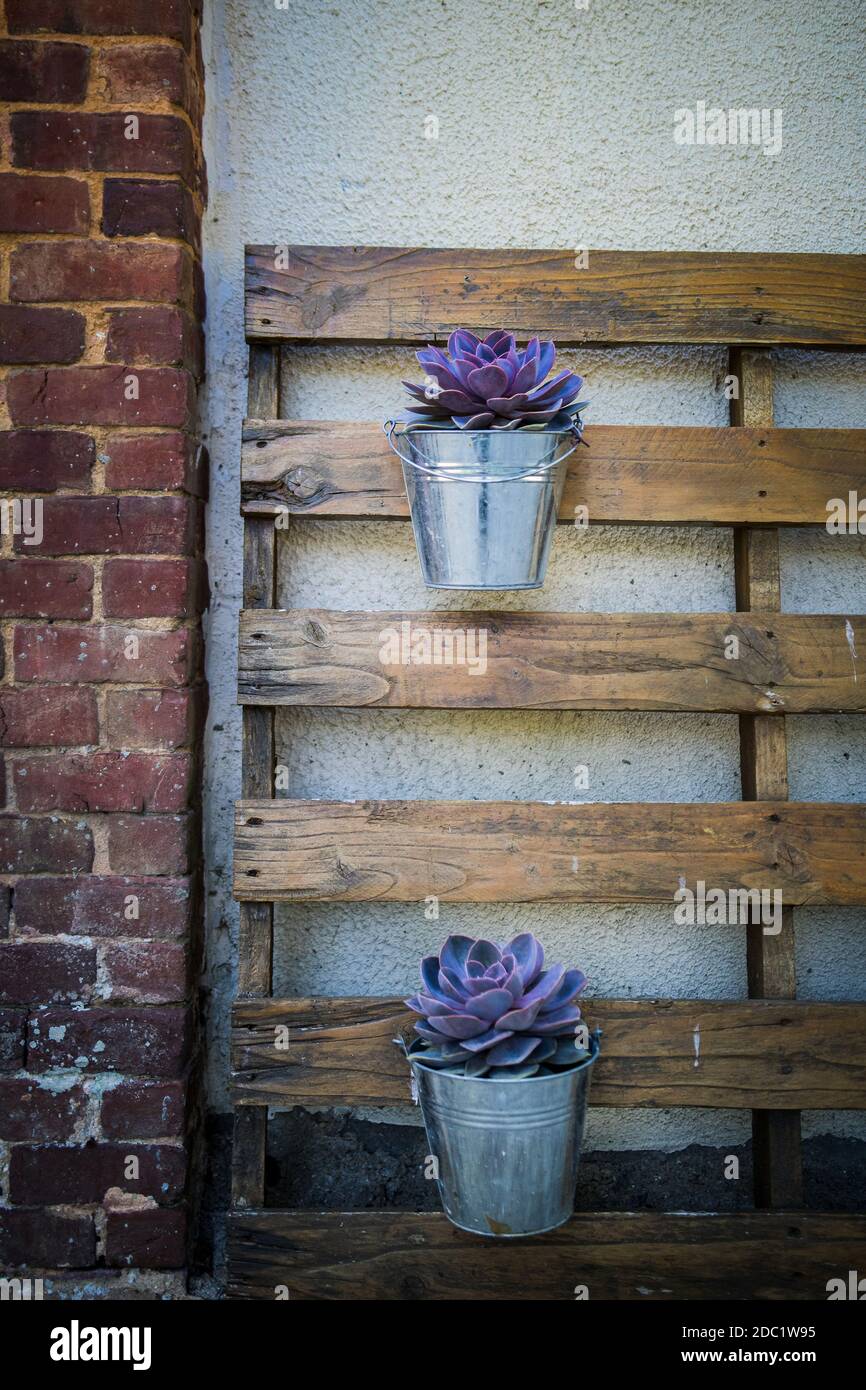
[405,932,589,1078]
[401,329,587,431]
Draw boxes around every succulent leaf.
[486,1034,542,1067]
[464,988,515,1021]
[428,1013,490,1040]
[403,330,586,431]
[460,1027,515,1053]
[407,932,589,1076]
[440,934,474,975]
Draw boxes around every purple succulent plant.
[401,330,587,431]
[405,932,589,1078]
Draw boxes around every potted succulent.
[385,331,588,590]
[400,931,599,1237]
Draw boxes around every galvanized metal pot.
[385,424,581,590]
[408,1034,599,1237]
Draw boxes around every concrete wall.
[201,0,866,1154]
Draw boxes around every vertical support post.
[730,347,803,1209]
[232,344,280,1209]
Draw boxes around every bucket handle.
[383,419,583,484]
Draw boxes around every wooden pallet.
[230,246,866,1300]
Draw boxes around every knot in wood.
[284,467,321,501]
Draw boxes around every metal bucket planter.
[385,423,582,590]
[408,1033,600,1237]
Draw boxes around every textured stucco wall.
[201,0,866,1154]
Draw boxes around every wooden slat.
[245,246,866,347]
[231,997,866,1110]
[238,609,866,713]
[234,799,866,904]
[232,342,279,1211]
[241,421,866,526]
[228,1209,866,1300]
[731,347,803,1209]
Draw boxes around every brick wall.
[0,0,206,1294]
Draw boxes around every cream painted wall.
[201,0,866,1151]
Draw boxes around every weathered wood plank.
[234,799,866,904]
[241,420,866,526]
[731,347,802,1209]
[231,996,866,1110]
[238,609,866,713]
[227,1209,866,1300]
[233,343,279,1210]
[245,246,866,347]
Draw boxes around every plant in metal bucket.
[401,330,587,432]
[401,932,599,1237]
[385,331,589,591]
[404,931,591,1078]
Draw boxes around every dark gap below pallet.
[264,1110,866,1213]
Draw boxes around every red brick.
[106,815,191,875]
[11,111,199,187]
[12,751,193,812]
[0,38,88,103]
[0,686,98,746]
[0,1007,26,1070]
[94,42,192,109]
[0,941,95,1004]
[14,874,193,940]
[105,1204,186,1268]
[101,941,186,1003]
[0,816,94,874]
[9,1140,186,1203]
[103,431,204,495]
[0,172,90,233]
[105,689,196,748]
[102,177,198,245]
[103,557,201,617]
[0,559,93,617]
[101,1079,185,1138]
[7,0,196,48]
[0,1078,87,1140]
[13,495,197,555]
[15,623,197,686]
[10,240,192,303]
[107,306,202,374]
[0,1208,96,1268]
[7,366,195,428]
[26,1006,191,1077]
[0,305,85,365]
[0,430,94,490]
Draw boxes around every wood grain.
[244,246,866,346]
[231,996,866,1110]
[237,609,866,713]
[731,347,802,1209]
[232,342,279,1211]
[241,420,866,526]
[227,1209,866,1300]
[233,798,866,904]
